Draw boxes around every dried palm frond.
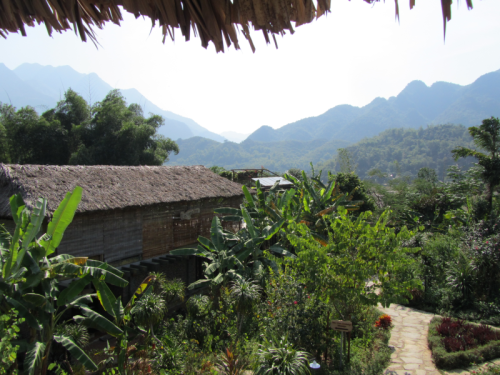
[0,0,474,52]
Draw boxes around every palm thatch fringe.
[0,0,473,52]
[0,164,244,218]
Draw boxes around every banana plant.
[171,217,248,291]
[76,274,157,373]
[218,180,301,251]
[172,215,294,303]
[284,170,363,244]
[0,188,128,375]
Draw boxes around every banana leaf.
[262,218,285,240]
[57,274,93,307]
[16,198,46,273]
[24,341,46,375]
[187,278,211,290]
[40,186,82,255]
[214,207,241,215]
[54,335,98,371]
[210,217,224,251]
[242,186,255,209]
[93,280,117,317]
[80,307,123,336]
[241,206,257,238]
[269,245,296,258]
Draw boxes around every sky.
[1,0,500,136]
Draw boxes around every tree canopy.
[452,117,500,213]
[0,89,179,166]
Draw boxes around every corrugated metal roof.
[252,177,293,187]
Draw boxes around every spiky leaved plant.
[230,278,261,335]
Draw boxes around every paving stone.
[387,364,403,371]
[379,304,440,375]
[401,357,424,364]
[403,363,420,370]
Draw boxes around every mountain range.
[2,63,500,172]
[0,63,225,142]
[247,69,500,144]
[170,68,500,172]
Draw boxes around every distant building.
[252,176,293,190]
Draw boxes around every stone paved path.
[378,304,440,375]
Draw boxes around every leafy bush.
[257,270,329,356]
[428,317,500,369]
[255,334,311,375]
[0,309,22,374]
[436,318,498,352]
[330,172,376,213]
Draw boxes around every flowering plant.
[375,314,392,329]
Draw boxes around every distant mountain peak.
[245,67,500,144]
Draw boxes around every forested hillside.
[247,69,500,144]
[171,124,477,177]
[318,124,476,180]
[168,137,350,171]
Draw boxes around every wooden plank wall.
[58,208,143,263]
[57,196,243,263]
[142,196,243,259]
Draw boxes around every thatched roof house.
[0,164,244,264]
[0,0,473,52]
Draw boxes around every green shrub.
[428,317,500,369]
[0,309,22,374]
[255,334,311,375]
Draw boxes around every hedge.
[428,317,500,370]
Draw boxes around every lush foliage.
[0,187,131,374]
[452,117,500,215]
[170,124,477,176]
[170,136,349,172]
[0,89,179,165]
[319,124,476,180]
[0,309,22,374]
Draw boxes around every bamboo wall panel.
[58,213,104,258]
[56,196,243,263]
[104,209,142,263]
[142,207,173,259]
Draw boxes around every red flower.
[294,301,298,305]
[486,241,489,244]
[375,314,392,329]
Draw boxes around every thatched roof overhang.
[0,0,473,53]
[0,164,244,218]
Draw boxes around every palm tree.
[452,117,500,216]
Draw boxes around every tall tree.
[1,104,68,165]
[452,117,500,215]
[0,106,10,162]
[1,89,179,166]
[69,90,179,166]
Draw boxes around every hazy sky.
[1,0,499,135]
